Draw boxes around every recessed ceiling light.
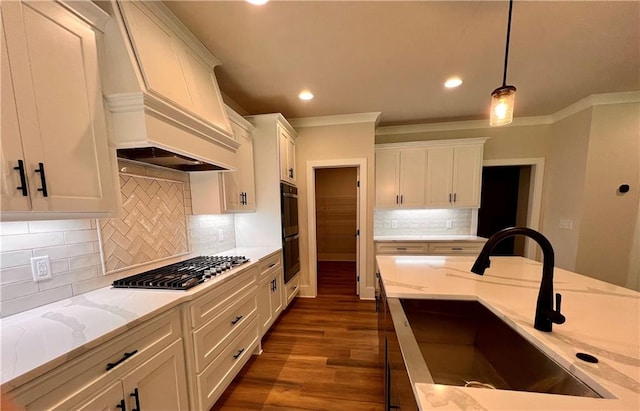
[444,77,463,88]
[299,90,314,101]
[247,0,269,5]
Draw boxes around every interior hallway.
[211,262,383,410]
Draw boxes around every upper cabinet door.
[451,145,483,208]
[398,148,427,208]
[1,13,30,212]
[278,125,296,184]
[375,150,400,208]
[425,146,454,208]
[2,0,116,215]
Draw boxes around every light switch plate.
[446,219,453,229]
[31,256,52,282]
[391,220,398,229]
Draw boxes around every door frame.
[483,157,545,259]
[306,158,367,298]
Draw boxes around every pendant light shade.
[490,0,516,127]
[490,85,516,126]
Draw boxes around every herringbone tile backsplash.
[100,174,189,273]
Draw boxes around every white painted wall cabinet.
[278,124,297,184]
[190,107,257,214]
[222,110,256,212]
[375,138,487,209]
[1,0,117,220]
[375,148,427,208]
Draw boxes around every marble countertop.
[377,255,640,410]
[374,235,487,242]
[0,246,280,390]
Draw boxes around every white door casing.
[305,158,369,299]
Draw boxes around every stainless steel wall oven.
[281,181,300,283]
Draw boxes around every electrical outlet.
[559,219,573,230]
[218,228,224,242]
[446,219,453,229]
[391,220,398,229]
[31,256,52,282]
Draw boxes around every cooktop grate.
[112,256,249,290]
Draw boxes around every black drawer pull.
[268,262,276,268]
[116,399,126,411]
[106,350,138,371]
[452,247,463,251]
[130,388,141,411]
[34,162,48,197]
[13,160,28,196]
[231,315,243,325]
[233,347,245,360]
[396,247,407,251]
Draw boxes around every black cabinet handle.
[400,194,403,204]
[274,278,277,291]
[231,315,243,325]
[13,159,28,196]
[288,168,294,178]
[453,193,457,202]
[130,388,141,411]
[106,350,138,371]
[268,262,276,268]
[116,399,127,411]
[449,193,452,203]
[451,247,463,251]
[233,347,245,360]
[34,162,48,197]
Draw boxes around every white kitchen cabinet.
[375,148,427,208]
[375,240,485,256]
[222,110,256,212]
[182,266,259,410]
[426,143,484,208]
[278,123,297,184]
[257,252,284,336]
[7,309,187,411]
[190,107,256,214]
[375,138,486,210]
[59,339,189,411]
[0,0,117,220]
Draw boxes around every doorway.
[315,167,358,295]
[306,158,368,299]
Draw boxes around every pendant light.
[490,0,517,127]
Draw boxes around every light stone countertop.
[374,235,487,242]
[0,246,280,391]
[377,255,640,410]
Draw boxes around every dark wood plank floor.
[211,261,384,410]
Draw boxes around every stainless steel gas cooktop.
[112,255,250,290]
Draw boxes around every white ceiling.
[164,0,640,126]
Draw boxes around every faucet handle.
[553,293,566,324]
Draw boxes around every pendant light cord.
[502,0,514,87]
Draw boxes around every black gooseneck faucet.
[471,227,566,332]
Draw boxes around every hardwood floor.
[211,261,384,410]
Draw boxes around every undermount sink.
[399,299,601,398]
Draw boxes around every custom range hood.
[99,0,238,171]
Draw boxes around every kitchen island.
[377,255,640,410]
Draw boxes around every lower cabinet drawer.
[196,317,260,410]
[427,242,484,255]
[192,286,258,373]
[376,242,428,254]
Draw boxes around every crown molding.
[551,91,640,123]
[376,91,640,136]
[289,112,381,128]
